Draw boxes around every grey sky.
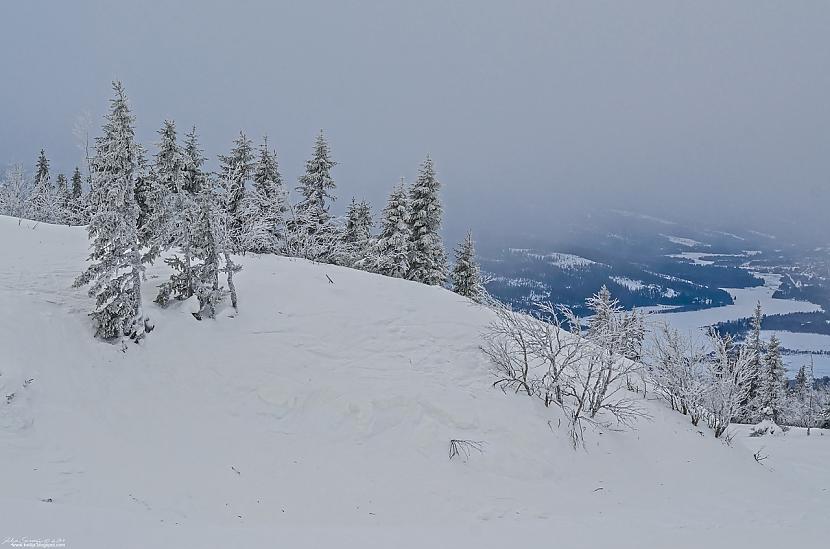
[1,1,828,243]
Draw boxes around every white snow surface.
[0,215,827,548]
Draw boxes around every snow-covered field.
[1,216,828,548]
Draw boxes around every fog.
[1,1,828,244]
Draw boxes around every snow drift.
[0,215,827,548]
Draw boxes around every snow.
[1,215,828,547]
[610,276,646,291]
[663,235,709,248]
[513,250,599,269]
[653,273,822,334]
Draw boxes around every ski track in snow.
[0,215,828,548]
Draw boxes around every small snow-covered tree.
[73,81,151,344]
[182,126,207,194]
[243,137,287,254]
[758,333,788,424]
[0,164,31,218]
[343,198,374,267]
[190,175,224,320]
[148,120,203,306]
[54,173,71,224]
[407,155,447,285]
[739,302,765,422]
[27,149,62,223]
[705,330,755,438]
[646,324,708,426]
[789,360,819,434]
[218,130,255,240]
[67,166,88,225]
[450,230,484,302]
[369,180,411,278]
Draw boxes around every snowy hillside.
[1,215,827,548]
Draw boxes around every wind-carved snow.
[0,215,827,548]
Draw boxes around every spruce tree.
[54,173,70,224]
[245,136,287,254]
[370,180,411,278]
[289,131,339,261]
[188,171,224,320]
[296,130,336,220]
[344,198,373,266]
[28,149,58,222]
[218,131,255,238]
[68,167,87,225]
[407,155,447,285]
[743,302,765,421]
[182,126,207,194]
[73,81,151,343]
[759,334,787,423]
[450,230,484,301]
[34,149,50,187]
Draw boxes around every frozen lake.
[644,273,829,377]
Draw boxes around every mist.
[1,0,828,244]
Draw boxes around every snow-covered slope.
[0,215,827,548]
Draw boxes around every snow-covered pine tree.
[133,147,153,239]
[244,136,287,254]
[143,121,182,256]
[182,126,206,194]
[0,164,31,218]
[149,120,204,306]
[788,360,821,433]
[188,171,223,320]
[28,149,61,223]
[54,173,70,224]
[211,165,244,310]
[73,81,151,343]
[289,130,340,261]
[343,198,373,267]
[450,230,484,301]
[407,155,447,285]
[34,149,49,186]
[587,285,618,338]
[742,302,765,422]
[217,131,255,241]
[758,333,787,424]
[68,166,88,225]
[369,180,411,278]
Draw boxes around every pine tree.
[369,180,411,278]
[450,230,484,301]
[148,120,203,306]
[587,285,618,338]
[343,198,373,267]
[182,126,207,194]
[742,302,765,421]
[289,131,339,261]
[407,155,447,285]
[758,333,787,423]
[134,147,153,238]
[67,166,87,224]
[244,136,287,254]
[190,174,223,320]
[28,149,59,222]
[217,131,255,239]
[73,81,151,343]
[296,130,336,220]
[34,149,50,187]
[54,173,70,224]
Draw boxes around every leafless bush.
[448,439,484,462]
